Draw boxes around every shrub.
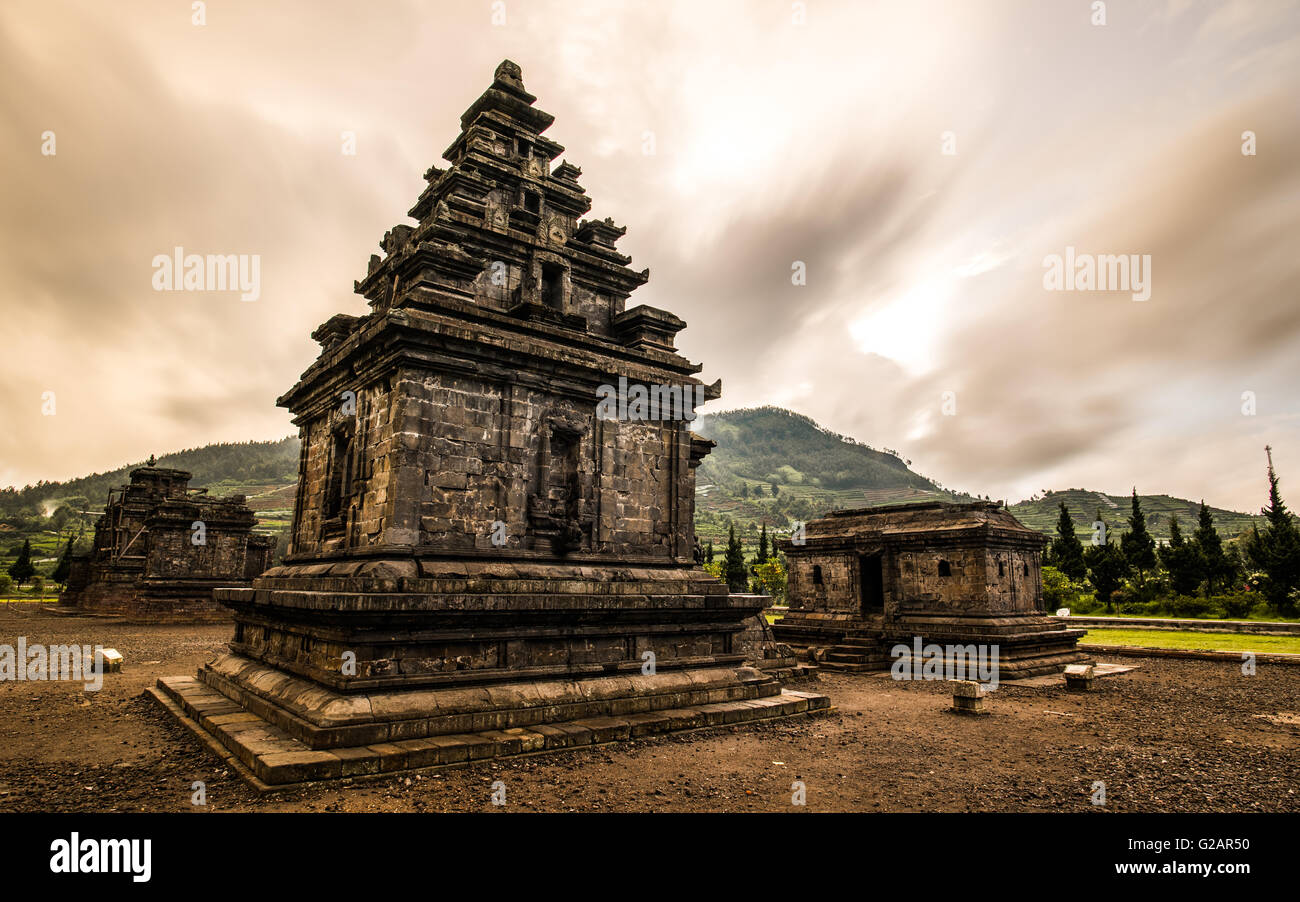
[1042,565,1093,612]
[1217,594,1256,619]
[752,558,788,603]
[1066,593,1104,615]
[1117,600,1162,616]
[0,574,12,595]
[1165,594,1216,618]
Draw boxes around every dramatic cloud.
[1,0,1297,513]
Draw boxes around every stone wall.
[289,367,696,562]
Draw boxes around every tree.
[50,504,73,532]
[7,539,35,587]
[705,540,714,564]
[738,483,748,499]
[1085,538,1127,612]
[1243,450,1300,615]
[770,482,780,497]
[752,557,788,602]
[51,536,74,585]
[723,524,748,593]
[1160,516,1203,596]
[1049,502,1086,581]
[1119,489,1157,587]
[1192,501,1234,596]
[757,523,769,564]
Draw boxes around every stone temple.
[772,501,1087,679]
[154,61,827,785]
[61,460,275,621]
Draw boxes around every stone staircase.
[818,629,893,673]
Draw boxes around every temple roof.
[794,501,1045,545]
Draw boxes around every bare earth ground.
[1,605,1296,813]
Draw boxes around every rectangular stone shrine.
[772,501,1088,679]
[62,460,275,621]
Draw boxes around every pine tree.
[7,539,35,587]
[1119,488,1156,587]
[770,482,780,497]
[51,536,74,585]
[738,483,748,499]
[1193,501,1233,596]
[757,523,769,564]
[1160,516,1204,596]
[1244,450,1300,614]
[705,540,714,564]
[1049,502,1086,580]
[723,524,748,593]
[1084,537,1126,612]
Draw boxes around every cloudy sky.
[2,0,1297,512]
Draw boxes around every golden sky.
[2,0,1298,512]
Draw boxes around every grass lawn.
[1082,611,1300,623]
[1081,627,1300,655]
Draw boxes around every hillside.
[0,439,298,517]
[2,409,1269,576]
[0,439,299,570]
[1007,489,1262,544]
[689,407,1262,549]
[691,406,955,547]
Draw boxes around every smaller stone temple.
[772,501,1087,679]
[61,460,275,621]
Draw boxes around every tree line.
[1044,453,1300,618]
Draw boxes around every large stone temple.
[772,501,1088,679]
[154,61,826,785]
[61,460,275,621]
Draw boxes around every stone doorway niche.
[859,553,884,616]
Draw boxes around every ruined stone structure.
[772,501,1087,679]
[155,61,826,785]
[62,461,275,621]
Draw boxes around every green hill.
[689,407,1263,550]
[1007,489,1262,544]
[0,439,299,573]
[1,410,1268,577]
[691,406,956,547]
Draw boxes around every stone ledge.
[154,675,832,788]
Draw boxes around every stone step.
[826,651,873,663]
[817,660,881,673]
[151,676,833,788]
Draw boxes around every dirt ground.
[1,605,1297,813]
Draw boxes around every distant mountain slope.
[694,406,937,493]
[690,407,1262,548]
[1,412,1266,563]
[691,407,952,546]
[1008,489,1262,543]
[0,438,299,517]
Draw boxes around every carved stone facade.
[62,462,275,621]
[156,61,826,785]
[773,501,1087,678]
